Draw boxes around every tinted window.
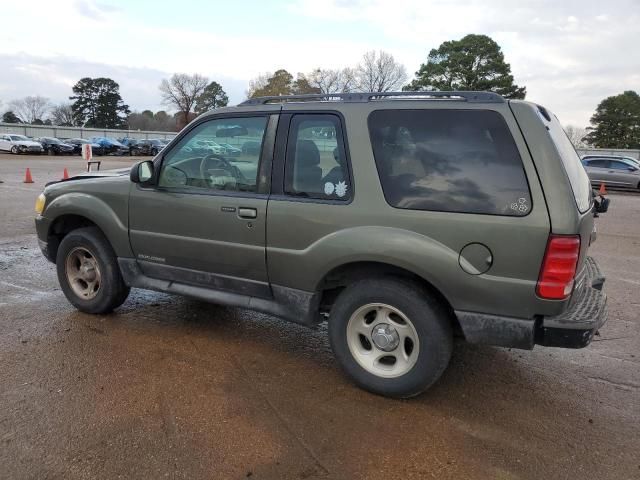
[284,114,350,200]
[368,109,531,216]
[587,159,609,168]
[158,116,267,193]
[543,109,592,213]
[610,160,633,170]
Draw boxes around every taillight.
[536,235,581,300]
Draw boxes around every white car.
[0,134,44,154]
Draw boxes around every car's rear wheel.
[56,227,130,314]
[151,148,158,156]
[328,278,453,398]
[47,148,55,156]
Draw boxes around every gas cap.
[459,243,493,275]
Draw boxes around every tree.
[50,102,76,126]
[584,91,640,149]
[247,69,319,98]
[160,73,208,126]
[2,111,22,123]
[354,50,407,92]
[405,34,526,99]
[8,95,51,123]
[564,125,589,148]
[194,81,229,114]
[70,77,131,128]
[307,67,356,94]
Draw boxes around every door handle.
[238,207,257,219]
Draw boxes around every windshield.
[9,135,29,141]
[47,138,61,144]
[542,108,592,213]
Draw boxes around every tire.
[56,227,130,314]
[47,148,54,156]
[151,148,158,156]
[11,146,18,154]
[328,278,453,398]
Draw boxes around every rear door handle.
[238,207,257,219]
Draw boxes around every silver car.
[582,156,640,190]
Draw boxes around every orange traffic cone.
[62,168,69,180]
[24,168,34,184]
[598,182,607,196]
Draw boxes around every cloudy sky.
[0,0,638,126]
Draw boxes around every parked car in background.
[219,143,242,156]
[582,156,640,190]
[0,134,44,154]
[35,137,75,156]
[581,154,640,168]
[66,138,105,156]
[121,139,167,156]
[195,140,225,155]
[90,137,128,155]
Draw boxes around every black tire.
[47,148,55,156]
[151,148,158,156]
[11,146,18,154]
[56,227,130,314]
[328,278,453,398]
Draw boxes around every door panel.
[128,114,276,295]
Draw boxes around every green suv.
[35,91,608,398]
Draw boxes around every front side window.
[284,114,350,200]
[610,160,635,170]
[368,109,531,216]
[158,116,268,193]
[587,159,609,168]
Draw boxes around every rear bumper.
[535,256,607,348]
[456,256,607,350]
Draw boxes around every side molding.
[118,258,321,326]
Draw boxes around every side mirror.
[130,160,155,184]
[628,166,638,172]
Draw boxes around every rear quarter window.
[368,109,531,216]
[542,109,592,214]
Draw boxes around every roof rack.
[238,91,505,106]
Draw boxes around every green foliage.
[70,77,131,128]
[584,91,640,149]
[248,69,320,98]
[195,81,229,114]
[405,34,525,99]
[2,111,21,123]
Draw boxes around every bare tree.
[159,73,208,126]
[564,125,590,148]
[354,50,407,92]
[9,95,51,123]
[246,72,271,99]
[307,67,356,94]
[50,102,76,126]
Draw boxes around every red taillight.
[536,235,581,300]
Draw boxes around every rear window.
[368,109,531,216]
[543,109,592,213]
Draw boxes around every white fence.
[576,148,640,160]
[0,123,177,141]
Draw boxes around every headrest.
[296,140,320,167]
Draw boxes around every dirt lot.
[1,154,639,479]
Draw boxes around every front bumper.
[456,256,607,350]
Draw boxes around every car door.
[608,160,638,186]
[0,135,10,151]
[585,159,610,184]
[128,113,278,298]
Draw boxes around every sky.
[0,0,638,127]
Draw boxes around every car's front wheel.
[56,227,130,314]
[11,146,19,154]
[329,278,453,398]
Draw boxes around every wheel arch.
[316,260,459,332]
[43,193,132,261]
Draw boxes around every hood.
[45,167,130,187]
[17,140,43,147]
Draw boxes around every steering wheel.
[199,154,245,187]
